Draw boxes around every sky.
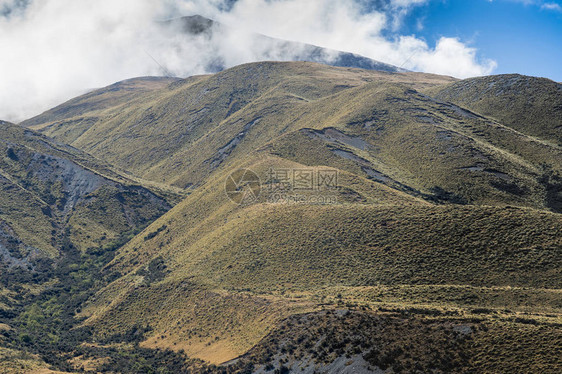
[0,0,560,121]
[399,0,562,82]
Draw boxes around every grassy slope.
[0,346,74,374]
[81,158,562,367]
[23,63,561,213]
[82,155,423,363]
[11,62,562,371]
[265,84,560,210]
[23,63,452,183]
[427,74,562,146]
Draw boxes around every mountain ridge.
[428,73,562,146]
[20,62,562,214]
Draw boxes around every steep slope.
[76,154,561,367]
[0,120,171,262]
[225,311,562,374]
[23,63,451,181]
[429,74,562,146]
[0,121,177,373]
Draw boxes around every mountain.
[23,62,561,212]
[79,156,561,368]
[0,120,173,257]
[3,62,562,372]
[163,15,408,74]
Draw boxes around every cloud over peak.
[0,0,496,121]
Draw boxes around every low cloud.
[0,0,496,121]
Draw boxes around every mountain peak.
[166,14,215,35]
[162,14,406,74]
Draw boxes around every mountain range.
[0,30,561,374]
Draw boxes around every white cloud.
[541,2,562,11]
[390,0,429,8]
[215,0,496,76]
[0,0,496,121]
[491,0,562,10]
[400,37,498,78]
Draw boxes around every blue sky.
[396,0,562,81]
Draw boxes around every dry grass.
[0,347,72,374]
[428,74,562,146]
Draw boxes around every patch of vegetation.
[0,215,176,372]
[144,224,167,241]
[539,166,562,213]
[224,310,562,373]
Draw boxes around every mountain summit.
[163,15,407,74]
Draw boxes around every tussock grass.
[428,74,562,146]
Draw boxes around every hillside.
[429,74,562,146]
[0,120,171,257]
[0,118,171,325]
[0,120,177,373]
[3,62,562,372]
[23,63,451,182]
[77,154,561,368]
[22,62,562,213]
